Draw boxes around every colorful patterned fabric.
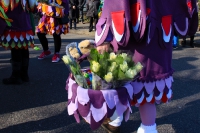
[36,15,69,35]
[37,3,65,18]
[0,30,34,49]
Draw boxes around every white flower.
[135,62,143,73]
[108,62,118,72]
[120,61,128,72]
[104,72,113,83]
[62,55,72,64]
[125,69,137,78]
[109,52,117,60]
[120,53,131,62]
[91,61,101,72]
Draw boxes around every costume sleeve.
[95,0,148,51]
[95,0,198,51]
[0,17,7,35]
[62,0,69,15]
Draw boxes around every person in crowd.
[69,0,79,29]
[181,1,199,48]
[36,0,69,63]
[86,0,100,32]
[95,0,198,133]
[0,0,37,84]
[173,32,179,49]
[78,0,86,24]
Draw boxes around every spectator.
[173,32,179,49]
[86,0,100,32]
[78,0,86,24]
[181,1,199,48]
[69,0,79,29]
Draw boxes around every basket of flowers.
[64,47,143,130]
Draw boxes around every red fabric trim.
[187,1,192,12]
[131,93,170,106]
[162,15,172,36]
[3,30,33,38]
[146,8,151,16]
[130,2,140,26]
[111,11,125,35]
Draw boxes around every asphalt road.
[0,26,200,133]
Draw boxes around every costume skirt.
[66,75,173,130]
[0,30,34,49]
[36,15,69,35]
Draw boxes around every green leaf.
[112,69,118,80]
[70,66,77,75]
[118,69,126,80]
[88,48,99,61]
[115,56,124,64]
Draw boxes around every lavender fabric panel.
[5,5,32,31]
[0,18,7,35]
[71,83,78,103]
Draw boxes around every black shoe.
[190,45,194,48]
[181,40,186,47]
[21,73,29,82]
[2,76,23,85]
[173,46,178,49]
[190,41,194,48]
[89,29,92,32]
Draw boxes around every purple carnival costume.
[0,0,37,84]
[67,0,198,132]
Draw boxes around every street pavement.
[0,23,200,133]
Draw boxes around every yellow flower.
[62,55,72,64]
[125,69,137,78]
[104,72,113,83]
[109,52,117,60]
[91,61,101,72]
[135,62,143,73]
[108,62,118,72]
[120,61,128,72]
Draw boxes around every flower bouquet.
[62,55,89,89]
[65,47,143,130]
[88,48,143,90]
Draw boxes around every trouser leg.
[2,49,23,85]
[53,33,61,53]
[21,48,29,82]
[37,33,49,51]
